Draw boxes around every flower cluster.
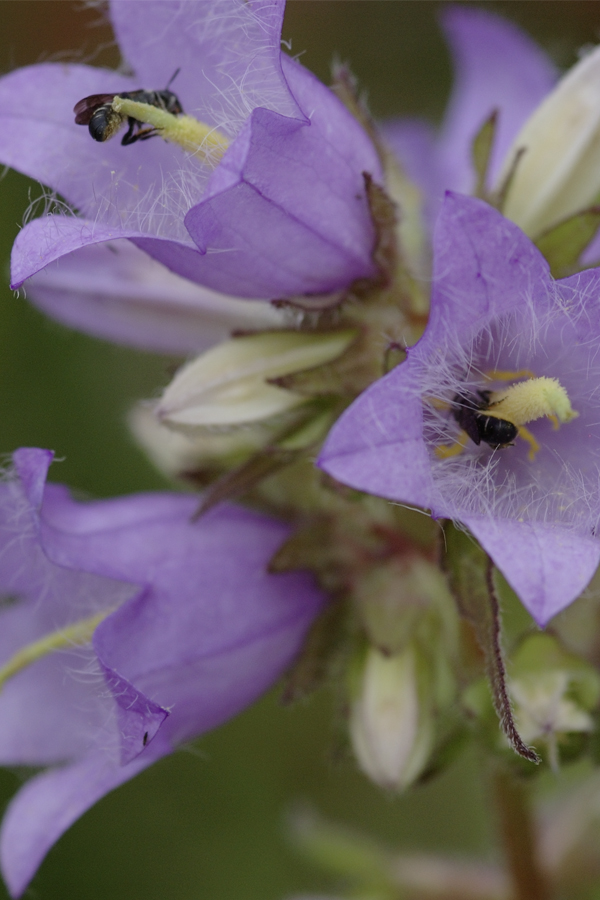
[3,2,600,899]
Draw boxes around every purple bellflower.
[0,447,324,897]
[319,194,600,628]
[1,0,381,308]
[385,6,557,227]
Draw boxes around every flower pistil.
[111,95,230,162]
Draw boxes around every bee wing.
[73,94,116,125]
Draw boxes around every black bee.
[74,87,183,146]
[452,390,517,449]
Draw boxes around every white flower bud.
[350,644,433,791]
[500,45,600,236]
[128,403,270,477]
[157,330,356,429]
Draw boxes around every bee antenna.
[166,68,181,90]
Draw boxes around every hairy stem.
[492,767,550,900]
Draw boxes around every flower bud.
[354,557,458,659]
[500,45,600,236]
[157,330,356,429]
[349,644,434,791]
[128,403,271,478]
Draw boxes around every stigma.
[111,96,230,163]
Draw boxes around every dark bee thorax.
[452,391,518,450]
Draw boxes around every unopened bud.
[350,644,434,791]
[500,45,600,236]
[157,330,356,429]
[355,557,458,658]
[129,403,270,477]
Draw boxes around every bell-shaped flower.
[386,6,557,226]
[0,447,324,898]
[2,0,381,307]
[319,193,600,627]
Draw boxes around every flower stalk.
[492,766,550,900]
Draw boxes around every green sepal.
[443,523,540,764]
[535,203,600,278]
[471,109,498,199]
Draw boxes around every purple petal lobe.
[0,64,135,208]
[12,448,54,511]
[98,657,169,764]
[11,217,139,290]
[427,192,551,338]
[0,737,169,899]
[439,7,557,191]
[109,0,299,131]
[464,517,600,627]
[318,364,434,508]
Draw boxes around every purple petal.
[183,56,382,297]
[439,7,557,192]
[425,192,550,340]
[25,240,285,353]
[109,0,299,130]
[464,517,600,627]
[35,466,325,760]
[0,452,138,766]
[0,736,170,899]
[317,364,434,509]
[11,217,219,296]
[0,63,195,233]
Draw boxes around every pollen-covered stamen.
[485,376,578,460]
[433,375,578,461]
[486,376,577,427]
[0,608,113,691]
[111,97,229,163]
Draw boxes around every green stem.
[492,766,550,900]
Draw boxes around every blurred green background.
[0,3,599,899]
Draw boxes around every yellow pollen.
[0,608,113,691]
[111,97,229,164]
[485,376,578,428]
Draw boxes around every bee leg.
[518,426,540,461]
[136,128,160,142]
[435,430,469,459]
[120,118,137,145]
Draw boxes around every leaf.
[535,205,600,277]
[443,524,540,764]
